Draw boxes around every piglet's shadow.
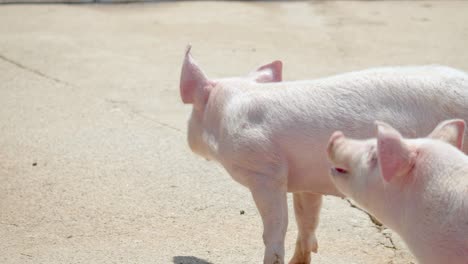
[173,256,213,264]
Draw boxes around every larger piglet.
[179,45,468,264]
[327,120,468,263]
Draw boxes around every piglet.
[327,120,468,263]
[179,45,468,264]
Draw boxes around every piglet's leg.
[249,175,288,264]
[289,193,322,264]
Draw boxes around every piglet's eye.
[366,145,378,165]
[368,152,378,166]
[335,168,348,173]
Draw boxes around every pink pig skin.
[179,45,468,264]
[327,120,468,264]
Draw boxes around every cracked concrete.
[0,53,74,87]
[344,199,406,263]
[345,198,383,227]
[381,231,397,251]
[104,98,183,133]
[1,1,468,263]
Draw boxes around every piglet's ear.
[180,45,209,104]
[375,121,416,183]
[428,119,465,150]
[249,60,282,83]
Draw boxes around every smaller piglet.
[327,119,468,264]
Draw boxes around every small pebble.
[240,210,245,215]
[32,162,37,166]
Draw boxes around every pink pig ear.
[375,121,416,183]
[249,60,283,83]
[428,119,465,150]
[180,45,209,104]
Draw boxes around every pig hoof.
[311,239,318,253]
[273,254,282,264]
[288,253,311,264]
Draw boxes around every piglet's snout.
[327,131,352,170]
[327,131,345,161]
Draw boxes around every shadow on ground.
[173,256,213,264]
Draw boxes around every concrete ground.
[1,1,467,263]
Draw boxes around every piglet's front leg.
[289,193,322,264]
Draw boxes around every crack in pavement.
[345,198,382,226]
[105,99,183,134]
[135,111,184,134]
[344,198,399,261]
[381,232,397,250]
[0,53,183,135]
[381,235,398,264]
[0,53,73,87]
[0,222,19,227]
